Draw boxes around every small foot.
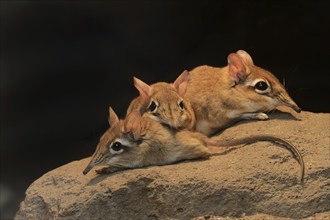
[255,113,269,120]
[241,112,269,120]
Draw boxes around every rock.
[192,211,330,220]
[15,110,330,220]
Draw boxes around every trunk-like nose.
[291,104,301,113]
[280,95,301,113]
[83,160,95,175]
[83,165,93,175]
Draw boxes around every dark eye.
[178,100,184,110]
[254,81,268,91]
[148,101,158,113]
[111,142,122,151]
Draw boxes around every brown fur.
[127,71,196,130]
[83,108,304,183]
[83,108,212,175]
[185,50,300,136]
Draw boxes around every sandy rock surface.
[15,110,330,220]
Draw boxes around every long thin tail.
[209,135,305,184]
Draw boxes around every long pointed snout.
[83,163,94,175]
[83,155,99,175]
[279,95,301,113]
[287,103,301,113]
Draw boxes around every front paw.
[240,112,269,120]
[255,113,269,120]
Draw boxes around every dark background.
[1,1,329,219]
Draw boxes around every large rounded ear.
[172,70,190,97]
[236,50,254,65]
[227,53,249,84]
[108,106,119,127]
[133,77,153,102]
[124,111,145,140]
